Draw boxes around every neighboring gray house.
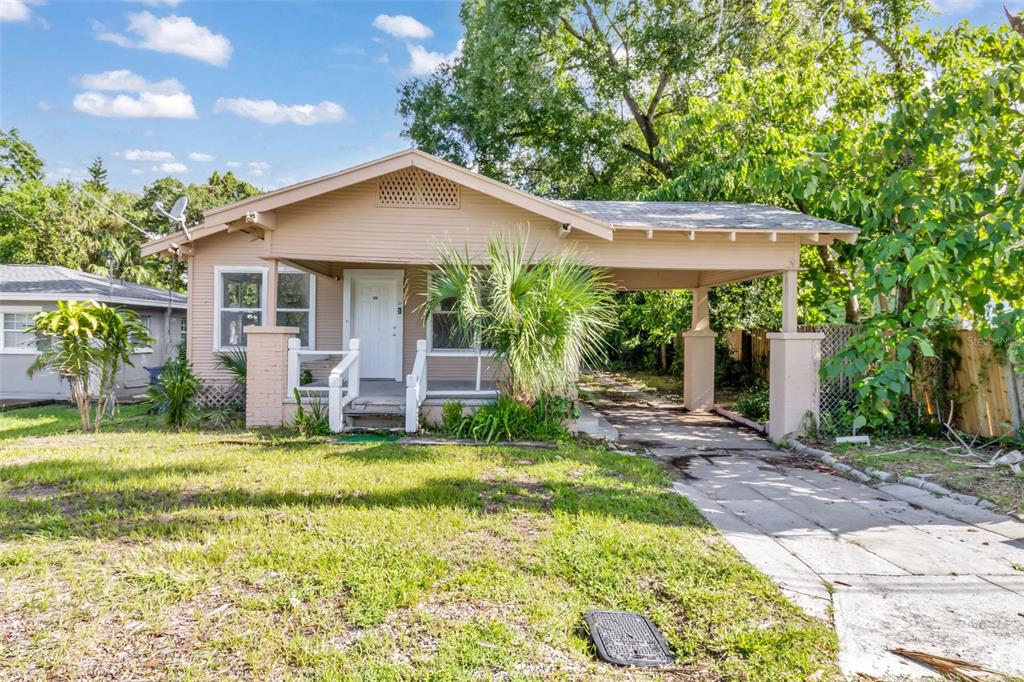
[0,265,186,403]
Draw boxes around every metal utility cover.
[586,610,673,667]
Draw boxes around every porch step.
[346,412,405,430]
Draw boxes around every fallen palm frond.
[889,648,1010,681]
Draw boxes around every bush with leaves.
[146,357,201,429]
[734,383,770,423]
[216,348,247,396]
[292,388,331,437]
[27,299,152,432]
[444,394,575,442]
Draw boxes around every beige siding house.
[142,149,858,440]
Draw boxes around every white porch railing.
[288,338,361,432]
[405,340,499,433]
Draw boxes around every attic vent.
[377,168,460,209]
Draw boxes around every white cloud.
[97,12,232,66]
[36,100,51,111]
[376,53,389,65]
[130,168,144,175]
[73,69,196,119]
[225,160,240,168]
[74,91,196,118]
[213,97,347,125]
[0,0,31,22]
[372,14,432,39]
[131,0,182,6]
[247,161,270,176]
[120,148,175,161]
[188,151,213,162]
[406,40,462,76]
[79,69,184,95]
[152,161,187,173]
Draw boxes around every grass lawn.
[0,406,837,680]
[829,437,1024,518]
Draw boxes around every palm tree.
[424,235,616,404]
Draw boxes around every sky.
[0,0,1020,193]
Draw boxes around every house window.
[132,315,153,353]
[276,269,315,348]
[1,312,37,352]
[215,268,266,349]
[429,298,475,351]
[179,317,187,348]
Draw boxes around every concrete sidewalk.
[588,376,1024,679]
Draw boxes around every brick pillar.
[767,332,824,442]
[244,325,299,428]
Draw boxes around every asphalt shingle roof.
[552,200,857,233]
[0,265,186,307]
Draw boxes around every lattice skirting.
[195,384,243,411]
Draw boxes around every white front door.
[348,271,403,379]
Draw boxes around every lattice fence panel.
[195,384,243,411]
[377,168,460,209]
[801,324,859,419]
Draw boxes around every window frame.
[424,274,493,355]
[132,314,154,354]
[275,266,316,350]
[0,307,41,355]
[213,266,268,351]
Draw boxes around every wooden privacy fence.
[724,327,1023,438]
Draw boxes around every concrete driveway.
[587,377,1024,679]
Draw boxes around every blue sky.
[0,0,1019,192]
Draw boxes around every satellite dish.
[152,195,192,240]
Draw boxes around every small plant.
[292,388,331,437]
[216,348,247,394]
[442,399,465,434]
[146,357,201,429]
[734,382,770,423]
[300,369,314,386]
[447,394,575,442]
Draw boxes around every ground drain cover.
[586,610,673,667]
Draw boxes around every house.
[0,264,186,404]
[141,149,859,440]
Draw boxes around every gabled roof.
[141,148,859,256]
[0,265,186,308]
[553,200,856,234]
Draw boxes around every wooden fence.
[724,328,1023,438]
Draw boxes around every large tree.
[398,0,832,199]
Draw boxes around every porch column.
[767,270,823,441]
[683,286,716,411]
[266,258,279,328]
[244,325,298,427]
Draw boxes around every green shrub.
[146,357,201,429]
[734,382,770,423]
[442,399,465,434]
[447,394,576,442]
[292,388,331,437]
[216,348,247,393]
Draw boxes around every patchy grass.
[0,403,156,441]
[829,437,1024,518]
[0,409,838,680]
[600,370,683,399]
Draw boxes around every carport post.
[683,286,716,411]
[767,270,823,441]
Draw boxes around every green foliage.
[146,357,201,429]
[445,394,575,442]
[27,300,152,432]
[216,348,247,393]
[292,388,331,437]
[734,383,770,423]
[425,235,616,403]
[0,129,260,292]
[441,399,465,434]
[606,290,690,372]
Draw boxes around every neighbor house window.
[0,312,37,352]
[429,298,474,351]
[179,317,187,349]
[276,269,315,348]
[132,315,153,353]
[215,267,266,349]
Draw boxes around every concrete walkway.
[587,376,1024,679]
